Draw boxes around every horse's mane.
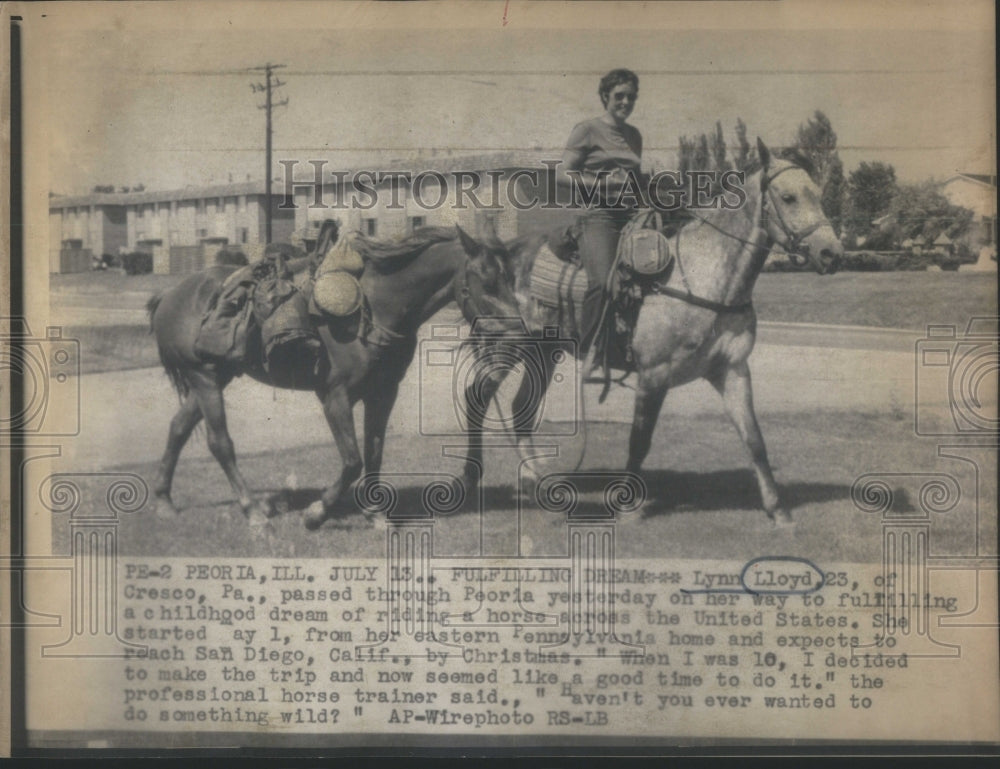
[742,148,818,181]
[352,226,457,273]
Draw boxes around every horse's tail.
[146,293,162,333]
[146,291,190,400]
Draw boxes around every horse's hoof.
[768,508,794,528]
[304,501,328,531]
[245,498,274,521]
[440,475,475,515]
[154,497,180,520]
[248,515,275,537]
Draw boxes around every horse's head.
[757,138,843,275]
[454,223,524,334]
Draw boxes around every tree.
[733,117,757,171]
[710,121,727,171]
[91,184,115,194]
[793,110,846,235]
[867,180,974,251]
[845,161,898,243]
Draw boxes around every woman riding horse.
[556,68,646,350]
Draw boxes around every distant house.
[941,173,997,247]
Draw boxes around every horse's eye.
[781,193,796,204]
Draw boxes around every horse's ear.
[455,225,481,256]
[756,137,772,170]
[480,215,500,244]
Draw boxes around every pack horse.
[147,223,517,531]
[457,140,844,524]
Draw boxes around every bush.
[120,251,153,275]
[215,249,249,267]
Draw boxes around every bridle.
[455,249,519,325]
[653,163,831,313]
[759,164,831,266]
[686,163,829,262]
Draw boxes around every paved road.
[48,321,927,473]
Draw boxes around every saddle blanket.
[528,242,588,314]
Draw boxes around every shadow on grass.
[259,469,851,524]
[638,469,849,517]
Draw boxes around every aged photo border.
[3,0,999,760]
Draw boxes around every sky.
[26,0,997,196]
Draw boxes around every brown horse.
[147,223,518,530]
[457,140,844,524]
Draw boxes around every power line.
[250,63,287,243]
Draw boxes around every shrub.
[215,249,249,266]
[120,251,153,275]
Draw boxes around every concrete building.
[941,173,997,248]
[282,151,576,247]
[49,152,586,274]
[49,181,295,273]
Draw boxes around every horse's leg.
[511,345,558,495]
[458,344,513,495]
[304,384,363,530]
[189,368,271,526]
[362,383,396,480]
[625,364,670,474]
[708,361,788,524]
[152,392,203,518]
[362,342,414,482]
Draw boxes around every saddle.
[193,252,321,375]
[194,223,401,375]
[528,210,675,387]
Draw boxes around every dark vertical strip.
[8,14,26,755]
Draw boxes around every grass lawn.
[56,269,997,374]
[753,271,997,330]
[50,270,182,295]
[50,411,994,563]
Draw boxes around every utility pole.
[250,63,287,244]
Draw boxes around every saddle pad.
[619,227,672,276]
[529,243,588,309]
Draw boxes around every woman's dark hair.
[598,68,639,107]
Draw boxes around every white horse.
[456,139,844,524]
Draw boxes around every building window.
[218,196,225,209]
[238,195,246,212]
[239,227,249,244]
[408,215,425,232]
[363,217,378,236]
[197,228,208,239]
[197,199,206,215]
